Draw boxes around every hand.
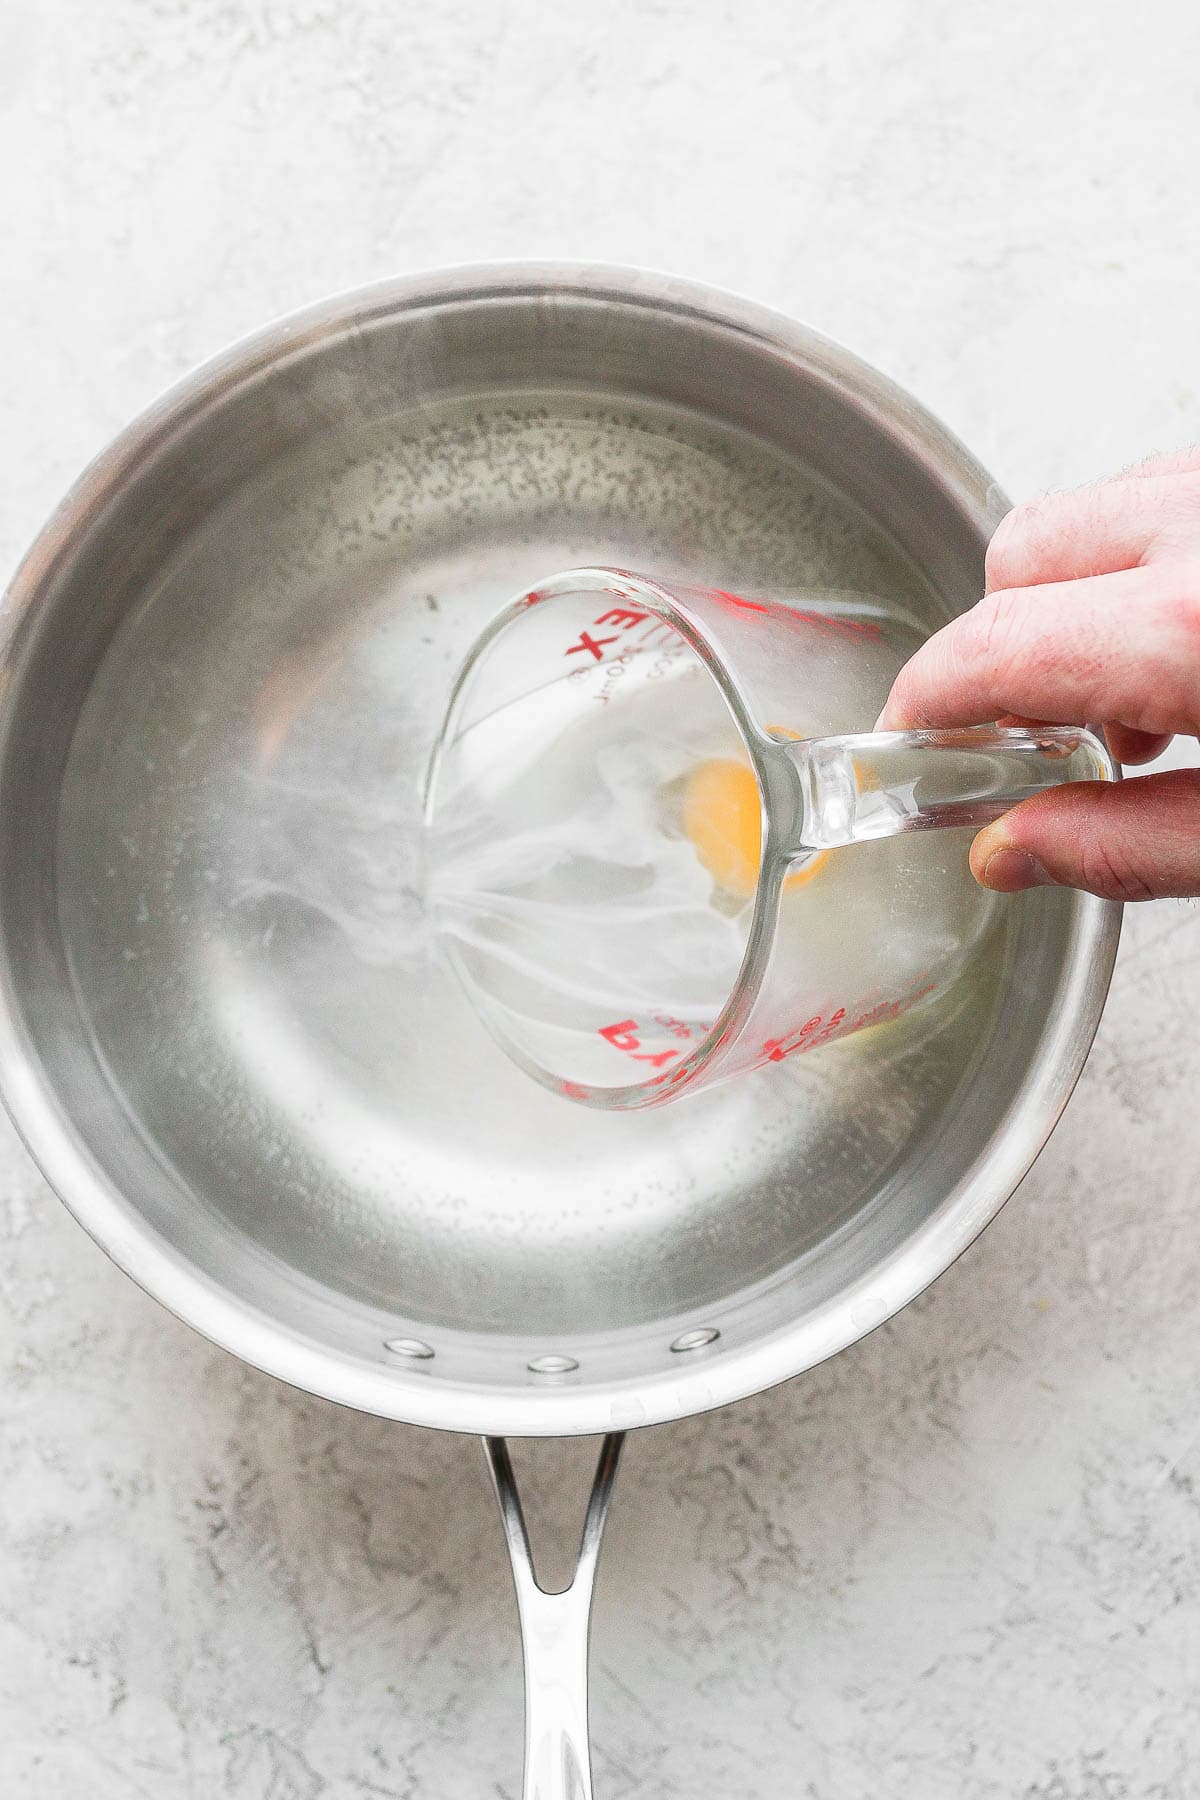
[879,448,1200,901]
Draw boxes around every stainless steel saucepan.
[0,266,1119,1796]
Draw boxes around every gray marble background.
[3,2,1200,1794]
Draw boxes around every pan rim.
[0,262,1121,1434]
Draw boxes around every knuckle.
[1173,475,1200,545]
[885,665,916,720]
[1166,563,1200,642]
[1130,481,1200,563]
[1077,837,1156,904]
[959,588,1026,687]
[1149,568,1200,713]
[985,504,1035,591]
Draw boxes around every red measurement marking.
[598,1018,682,1072]
[712,588,770,615]
[558,587,881,669]
[709,587,883,642]
[851,979,936,1035]
[594,607,650,631]
[653,1012,700,1041]
[762,1007,847,1064]
[564,604,658,663]
[600,1020,639,1052]
[521,588,544,608]
[760,975,938,1068]
[566,629,620,661]
[791,610,884,642]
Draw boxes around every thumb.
[970,768,1200,902]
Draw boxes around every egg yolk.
[683,757,829,898]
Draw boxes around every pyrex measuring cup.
[425,569,1113,1109]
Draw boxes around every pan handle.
[483,1433,625,1800]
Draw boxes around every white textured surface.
[3,2,1200,1794]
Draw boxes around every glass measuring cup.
[425,569,1113,1109]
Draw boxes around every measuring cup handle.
[786,724,1116,855]
[483,1433,625,1800]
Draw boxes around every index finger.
[878,564,1198,736]
[985,475,1189,593]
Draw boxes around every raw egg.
[682,756,829,898]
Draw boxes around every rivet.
[670,1326,720,1353]
[527,1353,579,1375]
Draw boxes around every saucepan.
[0,266,1119,1795]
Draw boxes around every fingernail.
[974,845,1056,892]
